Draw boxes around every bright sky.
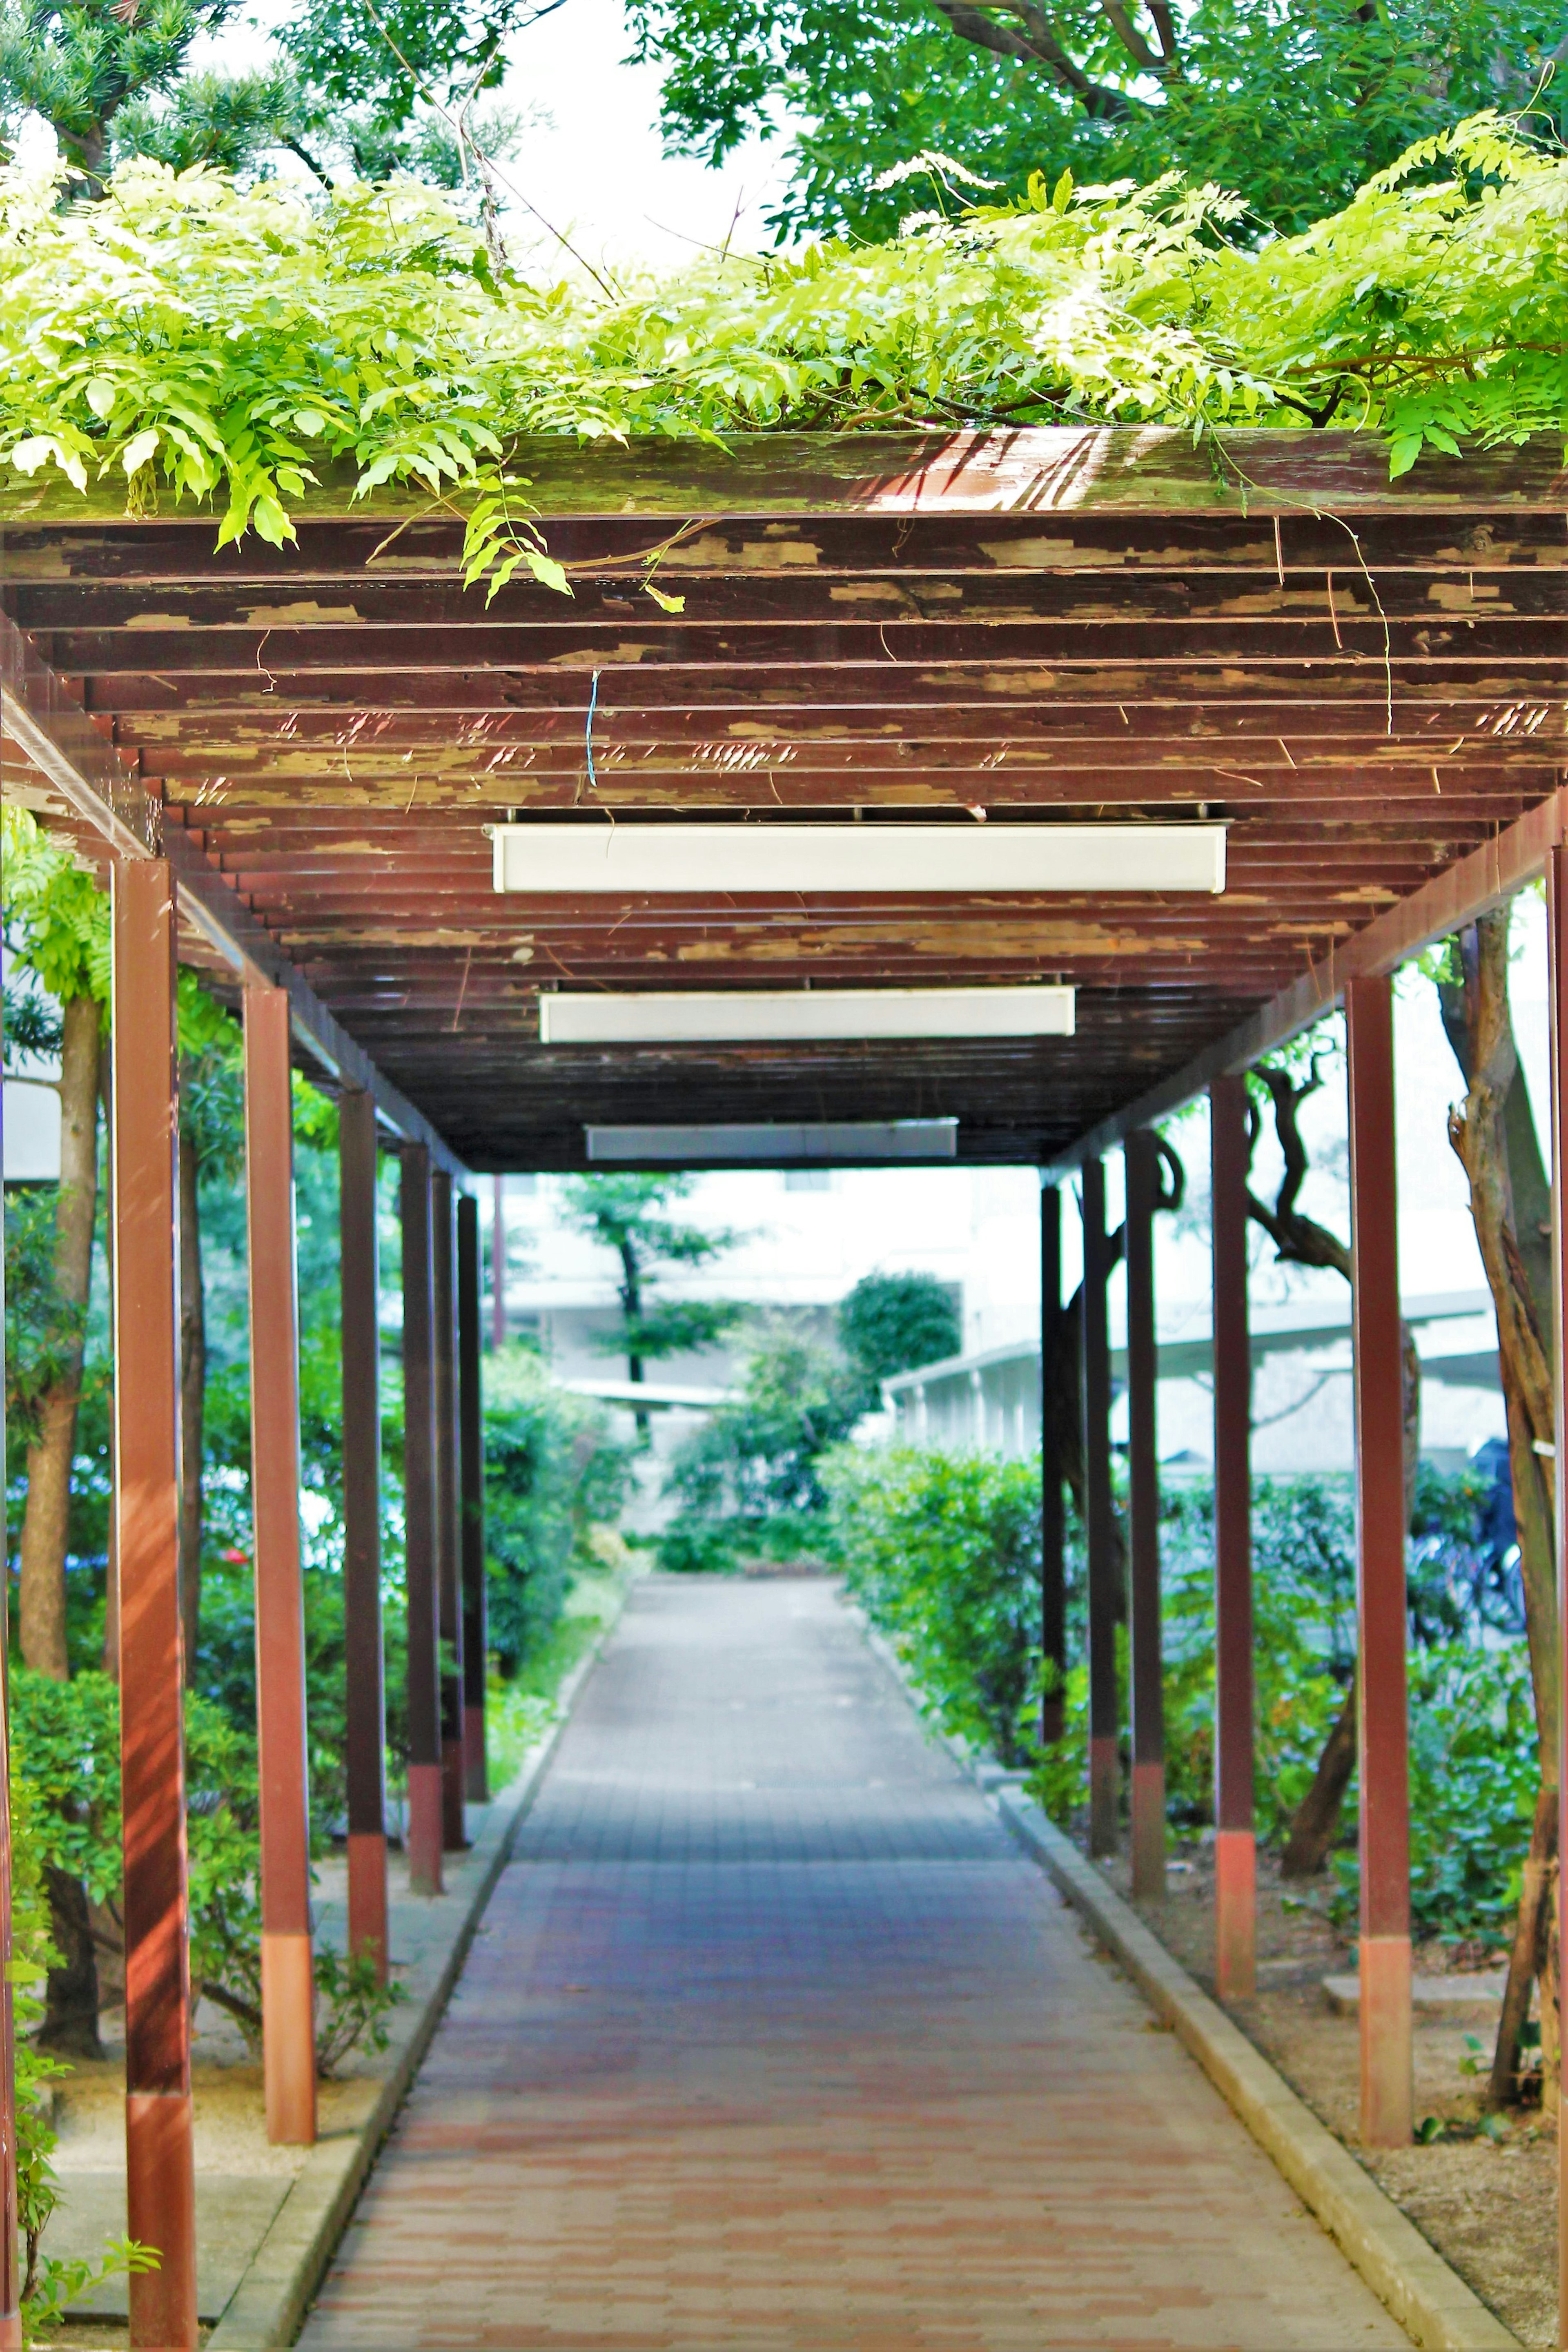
[13,0,791,270]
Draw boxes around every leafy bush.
[825,1444,1043,1766]
[657,1321,864,1573]
[482,1346,631,1677]
[838,1272,960,1400]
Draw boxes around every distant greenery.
[839,1270,960,1401]
[482,1345,631,1676]
[657,1318,866,1573]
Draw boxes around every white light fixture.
[492,823,1225,896]
[541,984,1074,1045]
[586,1119,959,1164]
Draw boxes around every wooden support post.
[401,1146,443,1896]
[0,996,18,2351]
[1548,845,1568,2339]
[1211,1075,1256,1999]
[457,1195,489,1802]
[1040,1180,1067,1750]
[431,1173,466,1850]
[490,1174,506,1352]
[1081,1157,1119,1856]
[1346,973,1413,2150]
[243,986,317,2148]
[1125,1131,1164,1901]
[339,1091,388,1983]
[111,859,198,2350]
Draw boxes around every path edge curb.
[207,1603,620,2350]
[855,1613,1521,2352]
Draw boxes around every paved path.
[301,1578,1409,2350]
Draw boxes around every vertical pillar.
[490,1173,506,1352]
[0,997,19,2352]
[111,858,198,2349]
[1040,1181,1066,1749]
[1081,1157,1118,1856]
[1346,973,1412,2149]
[339,1091,388,1982]
[1211,1074,1256,1998]
[1549,846,1568,2336]
[1125,1131,1164,1900]
[401,1146,443,1896]
[431,1173,466,1849]
[457,1196,489,1802]
[243,986,317,2147]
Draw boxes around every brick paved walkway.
[301,1578,1409,2350]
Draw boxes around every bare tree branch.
[930,0,1136,117]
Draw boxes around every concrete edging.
[206,1620,612,2350]
[857,1611,1521,2352]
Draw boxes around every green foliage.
[0,0,239,177]
[659,1320,864,1575]
[826,1443,1043,1764]
[3,1190,90,1448]
[559,1174,739,1381]
[627,0,1568,243]
[838,1270,960,1398]
[1,811,108,1008]
[4,119,1568,577]
[481,1345,632,1677]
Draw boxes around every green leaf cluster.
[2,114,1568,586]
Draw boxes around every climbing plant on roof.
[0,110,1566,585]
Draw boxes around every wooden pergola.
[4,424,1568,2348]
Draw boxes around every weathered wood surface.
[5,429,1568,527]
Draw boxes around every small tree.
[839,1270,961,1405]
[558,1174,740,1435]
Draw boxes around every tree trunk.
[618,1237,650,1439]
[19,993,100,1680]
[1280,1665,1357,1879]
[37,1865,104,2059]
[1489,1783,1556,2107]
[178,1126,205,1672]
[1439,908,1559,2101]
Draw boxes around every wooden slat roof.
[3,428,1565,1171]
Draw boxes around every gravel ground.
[1102,1840,1554,2350]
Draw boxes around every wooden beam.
[1125,1129,1164,1902]
[1042,785,1568,1174]
[1,614,468,1179]
[5,428,1568,527]
[340,1089,389,1984]
[1081,1157,1118,1860]
[1039,1182,1066,1751]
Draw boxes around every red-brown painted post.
[0,990,19,2351]
[111,858,198,2349]
[1211,1074,1256,1999]
[490,1173,506,1352]
[457,1194,489,1801]
[431,1172,466,1850]
[1081,1157,1119,1855]
[1125,1131,1164,1900]
[401,1146,443,1896]
[1547,845,1568,2335]
[1345,972,1413,2149]
[1040,1180,1067,1749]
[339,1090,388,1982]
[243,985,317,2147]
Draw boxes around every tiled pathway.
[301,1577,1409,2350]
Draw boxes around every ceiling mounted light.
[586,1119,959,1165]
[541,984,1074,1045]
[492,822,1225,896]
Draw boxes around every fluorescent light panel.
[493,823,1225,896]
[586,1119,958,1165]
[542,984,1074,1045]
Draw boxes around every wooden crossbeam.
[0,615,468,1178]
